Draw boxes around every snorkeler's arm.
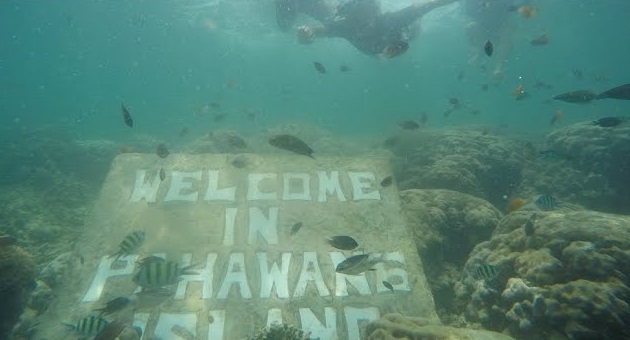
[384,0,458,29]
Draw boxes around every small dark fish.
[443,108,454,118]
[336,254,383,275]
[535,194,558,211]
[524,213,537,236]
[597,83,630,100]
[110,231,145,260]
[93,297,131,316]
[327,235,358,250]
[593,117,623,127]
[470,109,481,115]
[449,97,461,108]
[210,102,221,109]
[339,64,350,72]
[530,33,549,46]
[553,90,598,103]
[133,260,196,289]
[472,264,500,281]
[382,280,394,292]
[290,222,303,236]
[313,62,326,74]
[121,103,133,128]
[213,114,226,123]
[226,135,247,149]
[93,320,126,340]
[268,134,314,158]
[230,156,247,168]
[398,120,420,130]
[79,254,85,265]
[156,143,170,158]
[481,84,489,92]
[179,127,189,137]
[159,168,166,181]
[484,39,493,57]
[136,255,165,268]
[62,315,109,336]
[420,112,428,126]
[380,41,409,59]
[380,176,393,187]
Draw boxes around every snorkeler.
[275,0,458,58]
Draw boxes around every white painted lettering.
[205,170,236,201]
[153,313,197,339]
[82,255,138,302]
[222,207,238,246]
[299,307,337,340]
[293,252,330,297]
[267,308,283,327]
[257,252,292,299]
[175,253,217,300]
[348,172,380,201]
[129,170,160,203]
[375,251,411,293]
[217,253,252,299]
[317,171,347,202]
[282,173,311,201]
[247,173,277,201]
[163,171,202,202]
[344,307,380,340]
[248,207,279,245]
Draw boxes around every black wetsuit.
[276,0,456,56]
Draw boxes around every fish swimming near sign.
[290,222,303,236]
[121,103,133,128]
[313,61,327,74]
[553,90,599,103]
[327,235,359,250]
[93,320,127,340]
[159,168,166,181]
[593,117,624,128]
[398,120,420,130]
[382,280,394,292]
[535,194,558,211]
[156,144,170,158]
[524,213,537,236]
[92,296,131,316]
[110,231,145,260]
[62,315,109,336]
[336,253,388,275]
[380,176,393,187]
[472,264,500,281]
[597,83,630,100]
[268,134,314,158]
[484,40,494,57]
[133,259,197,289]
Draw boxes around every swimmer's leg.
[383,0,457,30]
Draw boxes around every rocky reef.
[399,189,503,322]
[365,313,515,340]
[455,208,630,339]
[248,323,311,340]
[546,119,630,213]
[0,241,36,339]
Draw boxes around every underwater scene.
[1,0,630,339]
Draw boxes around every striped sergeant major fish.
[472,264,500,281]
[62,315,109,336]
[110,231,146,260]
[534,195,558,211]
[133,258,197,289]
